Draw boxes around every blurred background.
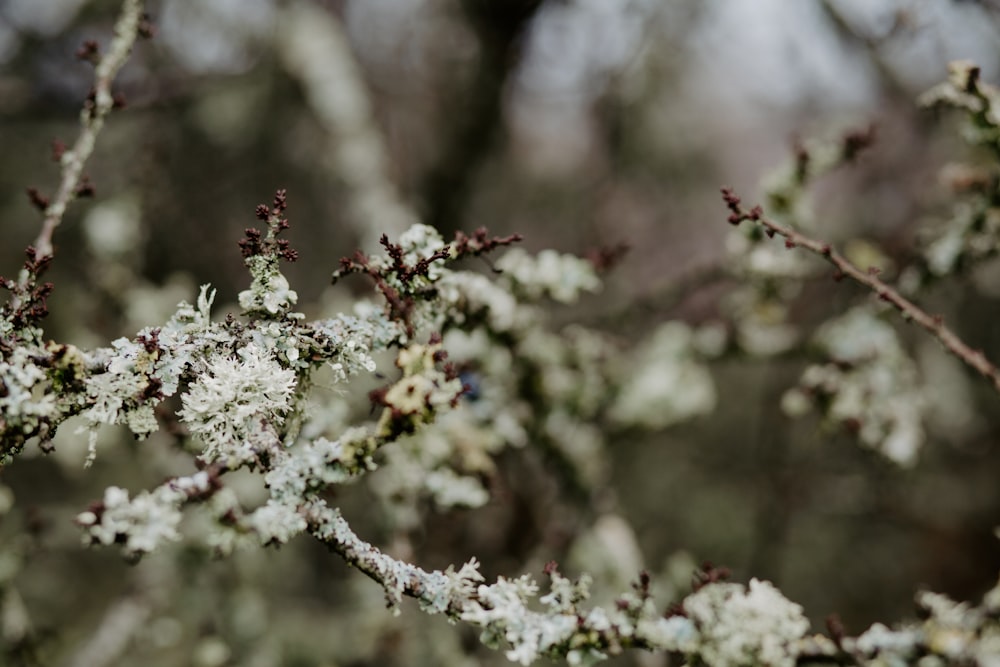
[2,1,1000,665]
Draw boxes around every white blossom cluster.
[922,191,1000,278]
[723,274,808,358]
[781,305,926,465]
[679,579,810,667]
[843,581,1000,665]
[609,321,718,430]
[77,470,213,558]
[919,60,1000,151]
[916,62,1000,281]
[495,248,601,304]
[717,118,946,467]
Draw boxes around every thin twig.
[31,0,145,262]
[721,187,1000,395]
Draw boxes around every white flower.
[423,469,489,508]
[855,622,920,656]
[683,579,809,667]
[496,248,600,303]
[609,321,716,429]
[793,306,927,465]
[79,484,189,557]
[636,615,698,652]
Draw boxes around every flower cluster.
[781,306,926,465]
[77,470,215,559]
[679,578,810,667]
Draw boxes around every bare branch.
[721,187,1000,395]
[31,0,146,263]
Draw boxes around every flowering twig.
[304,502,668,664]
[721,187,1000,394]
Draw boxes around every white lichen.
[178,342,297,466]
[682,579,810,667]
[786,305,926,465]
[609,321,716,429]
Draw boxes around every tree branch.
[721,187,1000,394]
[30,0,145,264]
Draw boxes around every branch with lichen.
[60,202,1000,664]
[721,186,1000,395]
[5,9,1000,665]
[303,508,1000,667]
